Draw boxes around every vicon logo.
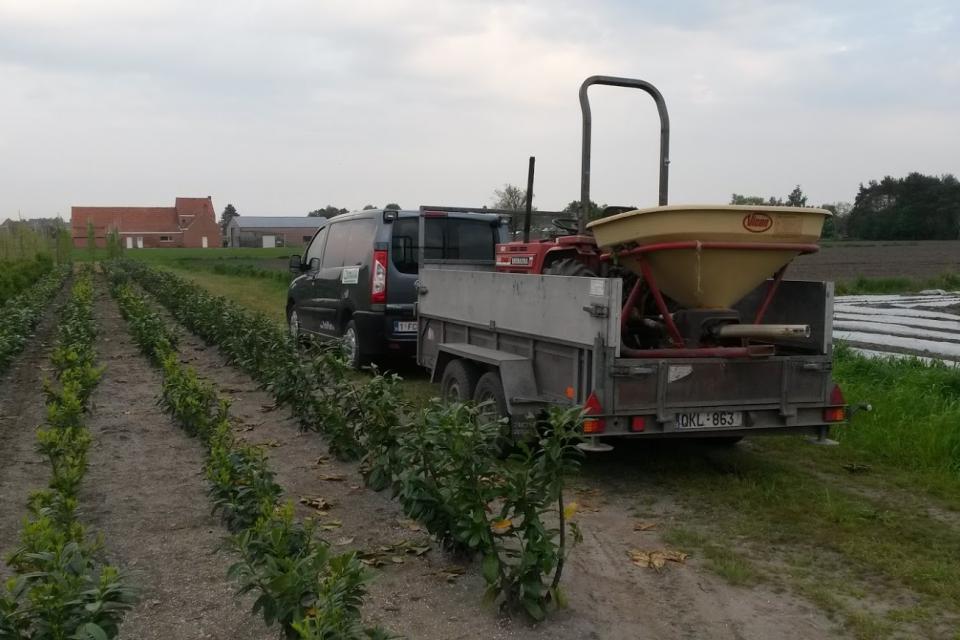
[742,212,773,233]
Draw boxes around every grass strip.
[0,267,135,639]
[835,272,960,295]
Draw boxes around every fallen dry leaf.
[317,474,347,482]
[563,502,579,519]
[319,519,343,531]
[436,566,466,583]
[633,522,657,532]
[315,455,329,465]
[843,463,872,474]
[490,519,512,534]
[299,496,333,512]
[333,537,355,546]
[628,548,688,572]
[396,518,423,532]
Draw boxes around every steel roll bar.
[579,76,671,233]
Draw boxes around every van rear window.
[391,217,497,274]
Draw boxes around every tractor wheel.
[440,359,480,404]
[543,258,597,277]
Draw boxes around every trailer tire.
[440,359,479,404]
[543,258,596,277]
[473,372,512,451]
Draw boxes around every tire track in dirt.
[80,285,271,640]
[0,287,67,581]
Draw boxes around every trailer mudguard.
[434,342,539,415]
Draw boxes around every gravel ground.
[0,287,66,581]
[79,284,270,640]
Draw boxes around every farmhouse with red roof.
[70,196,221,249]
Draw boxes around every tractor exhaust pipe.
[714,324,811,340]
[523,156,535,243]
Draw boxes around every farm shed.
[225,216,326,248]
[70,197,220,249]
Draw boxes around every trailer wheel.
[473,372,511,435]
[440,359,479,404]
[543,257,596,277]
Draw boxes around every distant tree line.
[217,170,960,243]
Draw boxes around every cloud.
[0,0,957,220]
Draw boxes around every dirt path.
[159,302,839,640]
[80,285,270,640]
[0,288,66,580]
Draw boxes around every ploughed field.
[791,239,960,281]
[4,256,960,640]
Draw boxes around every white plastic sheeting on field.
[832,292,960,366]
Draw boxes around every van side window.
[305,226,328,265]
[321,220,375,268]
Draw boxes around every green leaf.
[481,553,499,584]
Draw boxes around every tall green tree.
[220,203,238,234]
[846,173,960,240]
[562,200,605,221]
[384,203,401,211]
[786,185,808,207]
[493,185,533,234]
[308,205,349,218]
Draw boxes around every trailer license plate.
[676,411,743,429]
[394,321,417,333]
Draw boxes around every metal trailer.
[414,75,846,446]
[416,263,842,444]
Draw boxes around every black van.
[287,208,507,367]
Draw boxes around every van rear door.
[388,212,504,333]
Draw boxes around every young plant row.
[0,267,135,639]
[113,259,585,621]
[105,266,390,639]
[0,263,70,373]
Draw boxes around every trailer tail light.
[582,391,605,434]
[823,384,847,422]
[371,250,387,303]
[630,416,646,432]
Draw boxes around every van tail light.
[371,250,387,303]
[583,391,605,434]
[823,384,847,422]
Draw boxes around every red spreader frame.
[607,241,820,358]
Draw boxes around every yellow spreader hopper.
[588,204,831,310]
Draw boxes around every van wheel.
[440,359,479,404]
[342,320,367,369]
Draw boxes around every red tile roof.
[70,197,218,246]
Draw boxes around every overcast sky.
[1,0,957,221]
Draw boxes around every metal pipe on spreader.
[714,324,811,339]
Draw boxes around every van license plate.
[676,411,743,429]
[394,321,417,333]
